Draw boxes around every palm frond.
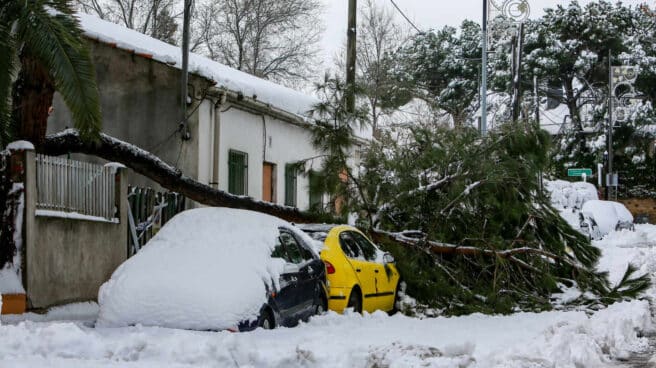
[18,1,101,142]
[0,6,18,148]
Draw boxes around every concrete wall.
[23,150,128,309]
[47,40,213,191]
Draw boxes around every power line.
[389,0,422,33]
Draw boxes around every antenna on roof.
[179,0,193,141]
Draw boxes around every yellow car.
[299,224,401,314]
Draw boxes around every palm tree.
[0,0,101,148]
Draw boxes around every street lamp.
[481,0,530,136]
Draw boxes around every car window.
[271,236,288,260]
[280,232,303,264]
[339,232,361,259]
[350,232,377,261]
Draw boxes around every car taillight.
[324,261,335,274]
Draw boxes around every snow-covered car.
[579,200,634,240]
[97,208,328,331]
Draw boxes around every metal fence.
[128,187,186,255]
[36,154,117,220]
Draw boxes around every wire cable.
[389,0,422,33]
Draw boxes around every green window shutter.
[228,150,248,195]
[284,164,297,207]
[309,170,323,211]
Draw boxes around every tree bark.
[11,50,55,146]
[42,131,323,223]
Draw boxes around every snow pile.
[6,141,34,151]
[582,200,634,236]
[77,13,318,117]
[0,183,25,294]
[97,207,309,330]
[545,179,598,209]
[2,302,99,325]
[0,301,651,367]
[594,224,656,287]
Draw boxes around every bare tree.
[75,0,179,44]
[356,0,408,132]
[191,0,323,86]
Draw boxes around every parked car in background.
[579,200,635,240]
[97,208,327,332]
[299,224,401,314]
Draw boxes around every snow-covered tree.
[391,21,482,128]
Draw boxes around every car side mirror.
[383,253,395,264]
[283,263,300,274]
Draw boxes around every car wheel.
[346,289,362,314]
[258,309,275,330]
[315,297,328,315]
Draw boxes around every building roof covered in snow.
[77,13,318,118]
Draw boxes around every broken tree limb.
[41,130,323,223]
[371,230,587,272]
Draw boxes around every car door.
[271,234,301,326]
[351,231,398,311]
[290,232,324,320]
[338,231,377,311]
[278,230,313,322]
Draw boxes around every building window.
[284,164,297,207]
[309,170,324,211]
[228,150,248,195]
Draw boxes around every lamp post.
[482,1,530,135]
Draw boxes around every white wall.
[214,106,324,210]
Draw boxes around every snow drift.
[97,207,310,330]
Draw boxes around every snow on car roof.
[97,207,309,330]
[77,13,318,118]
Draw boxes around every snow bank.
[0,300,651,367]
[545,179,598,209]
[582,200,634,236]
[77,13,317,118]
[594,224,656,286]
[0,183,25,294]
[97,208,309,330]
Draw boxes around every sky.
[320,0,648,66]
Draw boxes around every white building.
[48,13,371,211]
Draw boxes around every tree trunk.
[563,78,581,131]
[11,50,55,146]
[42,131,323,223]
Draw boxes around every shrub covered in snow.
[97,207,315,330]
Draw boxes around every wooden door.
[262,162,276,203]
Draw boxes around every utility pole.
[180,0,192,140]
[511,23,525,123]
[346,0,357,113]
[480,0,488,135]
[607,50,614,200]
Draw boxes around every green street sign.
[568,168,592,177]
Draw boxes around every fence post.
[108,163,128,259]
[6,142,34,313]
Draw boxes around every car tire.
[347,288,362,314]
[315,297,327,315]
[258,309,275,330]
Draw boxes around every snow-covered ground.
[1,182,655,367]
[0,299,652,368]
[2,223,655,367]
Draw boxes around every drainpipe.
[211,93,226,189]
